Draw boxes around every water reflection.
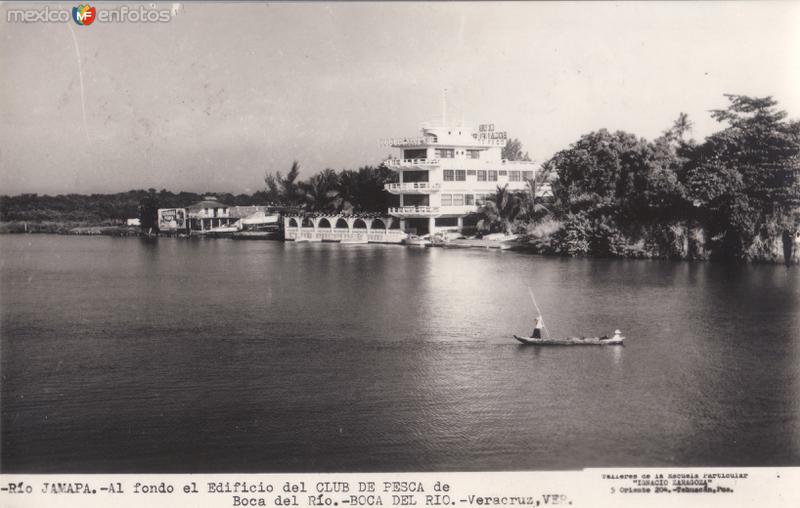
[1,236,798,472]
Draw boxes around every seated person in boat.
[531,316,543,339]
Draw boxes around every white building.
[382,122,539,235]
[186,196,233,231]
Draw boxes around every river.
[1,235,798,472]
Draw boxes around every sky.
[1,1,799,195]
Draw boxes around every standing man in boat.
[531,316,544,339]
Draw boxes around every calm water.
[1,235,799,473]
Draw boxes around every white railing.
[188,210,229,219]
[435,205,479,215]
[385,158,441,168]
[379,137,508,148]
[501,159,537,166]
[384,182,441,193]
[380,137,430,147]
[285,228,407,244]
[384,159,537,172]
[388,206,441,216]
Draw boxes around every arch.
[317,218,332,229]
[288,218,299,228]
[388,217,401,230]
[370,218,387,230]
[301,217,314,228]
[353,218,367,229]
[335,218,349,229]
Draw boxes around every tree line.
[0,164,398,229]
[0,189,270,225]
[262,163,396,214]
[477,95,800,262]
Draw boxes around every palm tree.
[276,161,303,206]
[477,184,523,233]
[672,112,693,141]
[264,172,281,204]
[519,178,550,223]
[334,170,357,213]
[662,112,694,143]
[300,169,340,213]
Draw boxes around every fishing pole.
[527,286,551,339]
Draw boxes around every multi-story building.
[382,122,539,235]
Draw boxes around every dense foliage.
[476,95,800,262]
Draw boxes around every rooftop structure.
[380,122,539,235]
[159,197,277,234]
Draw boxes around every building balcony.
[380,137,507,148]
[384,159,540,175]
[436,205,480,216]
[438,159,539,171]
[384,182,441,194]
[380,136,431,147]
[388,206,441,218]
[501,159,538,168]
[188,210,229,219]
[384,158,441,170]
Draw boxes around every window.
[467,150,480,159]
[435,148,454,158]
[477,193,492,205]
[477,170,487,181]
[441,194,452,206]
[467,170,476,176]
[452,194,464,206]
[443,170,455,182]
[488,170,498,181]
[499,170,508,176]
[455,170,466,181]
[404,149,427,160]
[509,171,521,182]
[523,171,534,181]
[465,194,474,206]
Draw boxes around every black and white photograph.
[1,0,799,488]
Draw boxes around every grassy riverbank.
[0,221,141,236]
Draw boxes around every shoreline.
[3,225,797,265]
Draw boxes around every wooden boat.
[513,334,624,346]
[403,235,431,247]
[516,286,626,346]
[205,225,239,235]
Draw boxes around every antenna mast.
[442,88,448,127]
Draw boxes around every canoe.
[513,335,624,346]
